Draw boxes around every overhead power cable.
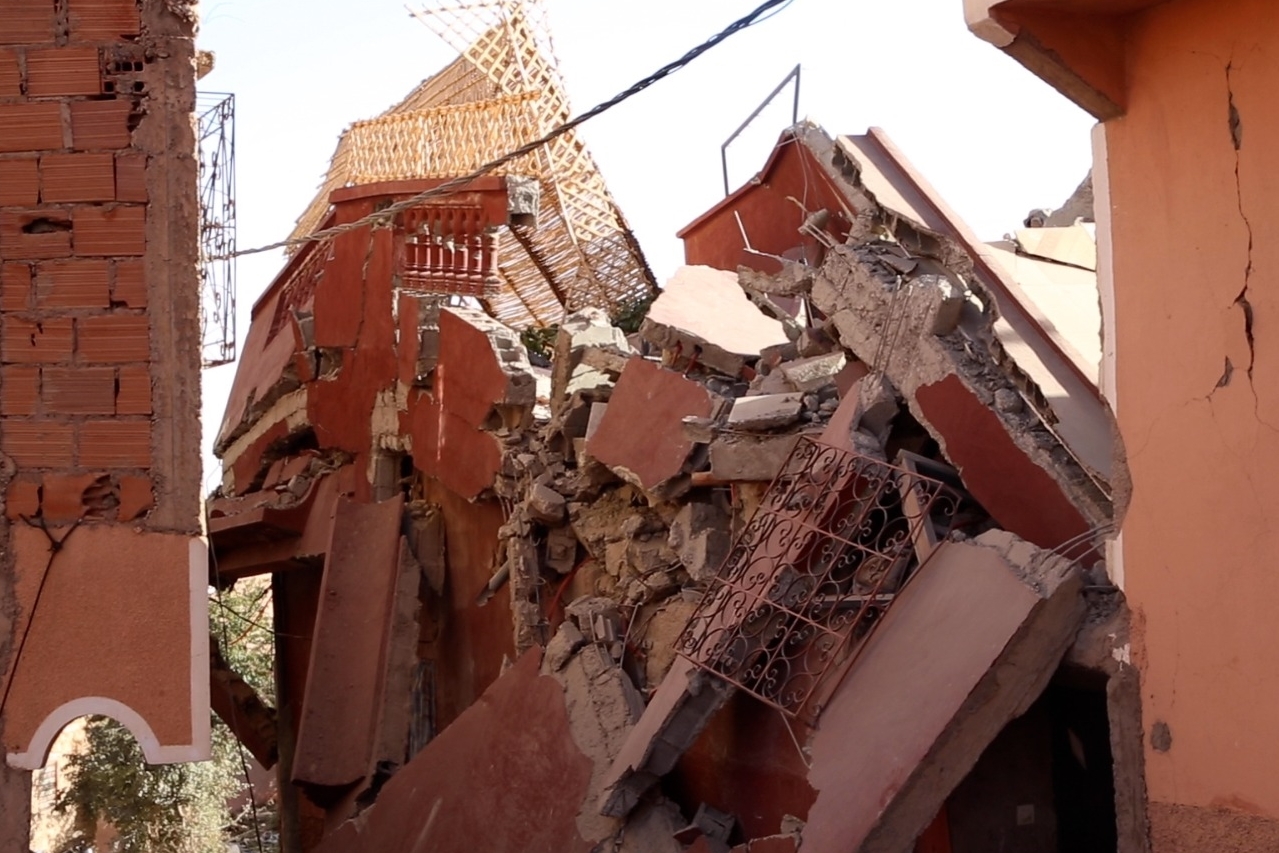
[211,0,796,261]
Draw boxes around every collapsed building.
[205,5,1137,849]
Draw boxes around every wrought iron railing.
[197,91,237,367]
[676,436,963,722]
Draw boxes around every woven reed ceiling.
[289,0,656,328]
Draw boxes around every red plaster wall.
[1099,0,1279,838]
[680,138,852,272]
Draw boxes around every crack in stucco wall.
[1224,62,1267,428]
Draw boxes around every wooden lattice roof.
[289,0,656,328]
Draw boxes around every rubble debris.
[209,76,1126,852]
[667,501,732,582]
[708,433,804,483]
[599,657,735,818]
[778,352,846,392]
[726,394,804,431]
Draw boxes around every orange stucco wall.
[1105,0,1279,844]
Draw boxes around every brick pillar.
[0,0,204,770]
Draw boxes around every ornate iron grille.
[676,436,962,722]
[197,91,237,367]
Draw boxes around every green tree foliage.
[51,580,278,853]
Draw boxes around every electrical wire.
[210,0,797,261]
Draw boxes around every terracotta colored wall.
[1103,0,1279,844]
[679,140,851,272]
[0,0,205,772]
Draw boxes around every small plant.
[610,293,655,335]
[520,324,559,362]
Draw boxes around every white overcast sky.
[194,0,1095,483]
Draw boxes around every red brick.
[26,47,101,98]
[78,419,149,467]
[72,204,144,255]
[40,152,115,202]
[114,152,146,202]
[0,103,64,153]
[70,99,130,150]
[0,49,21,98]
[116,473,151,521]
[0,158,40,205]
[111,258,145,307]
[0,1,57,45]
[3,420,73,467]
[41,471,108,521]
[1,365,40,415]
[34,258,110,308]
[0,209,72,260]
[67,0,142,40]
[2,317,73,363]
[5,477,41,521]
[42,365,114,413]
[1,262,32,311]
[115,362,149,414]
[76,314,148,362]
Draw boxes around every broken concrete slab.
[668,501,732,582]
[552,308,633,414]
[313,650,598,853]
[293,495,407,793]
[779,352,846,393]
[727,394,804,431]
[799,530,1084,853]
[642,266,790,377]
[527,482,567,525]
[812,242,1109,549]
[599,657,734,818]
[708,433,803,483]
[1014,223,1097,271]
[587,358,720,498]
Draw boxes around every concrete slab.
[313,650,597,853]
[642,266,790,376]
[587,358,718,497]
[799,531,1084,853]
[293,495,405,792]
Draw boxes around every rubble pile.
[480,266,891,697]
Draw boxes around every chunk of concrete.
[642,266,790,376]
[799,530,1085,853]
[587,359,719,498]
[727,394,804,431]
[779,352,846,393]
[708,433,802,483]
[527,483,567,525]
[599,657,734,817]
[545,524,578,574]
[668,501,732,582]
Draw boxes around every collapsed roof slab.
[799,530,1085,853]
[812,243,1109,550]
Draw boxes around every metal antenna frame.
[720,63,801,196]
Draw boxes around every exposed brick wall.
[0,0,199,531]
